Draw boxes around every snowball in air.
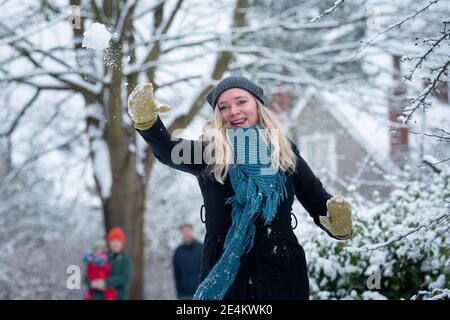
[82,22,112,51]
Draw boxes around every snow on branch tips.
[86,111,112,200]
[309,0,345,23]
[411,288,450,300]
[345,211,450,254]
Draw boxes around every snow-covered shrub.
[296,166,450,300]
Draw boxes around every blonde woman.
[128,75,352,300]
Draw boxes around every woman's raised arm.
[136,116,205,176]
[128,83,205,176]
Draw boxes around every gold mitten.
[319,197,353,240]
[127,83,171,130]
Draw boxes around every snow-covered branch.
[354,0,440,57]
[140,0,186,78]
[405,29,450,81]
[114,0,137,40]
[11,43,102,95]
[309,0,345,23]
[156,74,204,89]
[404,59,450,122]
[410,129,450,143]
[128,11,366,50]
[0,131,85,194]
[0,11,69,46]
[411,288,450,300]
[0,89,40,138]
[345,211,450,253]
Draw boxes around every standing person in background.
[173,223,203,300]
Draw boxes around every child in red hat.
[107,227,125,244]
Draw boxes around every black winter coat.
[173,239,203,298]
[138,117,337,300]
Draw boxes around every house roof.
[291,87,450,174]
[293,88,400,174]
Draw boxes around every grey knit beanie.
[206,75,266,108]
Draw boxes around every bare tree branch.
[351,0,440,60]
[0,131,85,194]
[405,29,450,81]
[0,89,40,137]
[421,156,450,170]
[142,0,185,82]
[309,0,345,23]
[404,59,450,122]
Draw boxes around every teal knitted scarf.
[193,125,287,300]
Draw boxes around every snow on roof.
[295,87,450,174]
[318,90,400,174]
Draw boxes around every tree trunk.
[0,138,11,180]
[69,0,249,300]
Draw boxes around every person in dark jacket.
[127,76,353,300]
[84,227,132,300]
[173,223,203,299]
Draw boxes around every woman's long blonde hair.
[202,100,297,184]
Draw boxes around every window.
[300,133,337,177]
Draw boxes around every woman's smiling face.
[217,88,259,128]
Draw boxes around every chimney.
[436,81,449,103]
[270,69,294,113]
[388,55,409,168]
[423,79,449,103]
[271,85,294,114]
